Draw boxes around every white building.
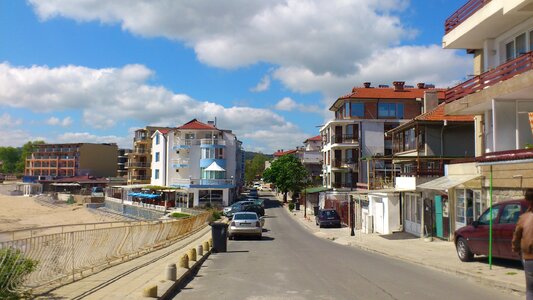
[150,119,244,207]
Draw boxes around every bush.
[66,195,75,205]
[0,248,38,299]
[288,202,295,212]
[208,209,221,223]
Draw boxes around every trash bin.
[313,206,319,216]
[295,202,300,210]
[211,222,228,253]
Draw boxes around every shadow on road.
[264,199,282,209]
[378,232,419,240]
[231,236,275,241]
[472,256,524,270]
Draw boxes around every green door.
[435,195,443,238]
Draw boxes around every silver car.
[228,212,263,240]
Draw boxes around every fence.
[0,212,209,295]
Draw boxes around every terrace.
[444,0,491,34]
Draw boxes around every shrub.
[0,248,38,299]
[170,212,190,219]
[66,195,75,205]
[208,209,221,223]
[288,202,295,211]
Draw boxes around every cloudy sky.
[0,0,471,153]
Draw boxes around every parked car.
[454,199,527,262]
[223,201,254,217]
[315,209,341,228]
[246,198,264,208]
[248,189,259,199]
[242,203,265,217]
[228,212,263,240]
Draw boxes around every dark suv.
[454,199,527,262]
[315,209,341,228]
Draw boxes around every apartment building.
[320,81,445,191]
[25,143,118,178]
[298,136,323,186]
[150,119,244,207]
[117,148,131,177]
[127,126,172,185]
[430,0,533,235]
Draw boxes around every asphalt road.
[174,192,520,300]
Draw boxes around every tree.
[244,153,269,184]
[263,155,308,203]
[0,147,21,174]
[16,141,45,173]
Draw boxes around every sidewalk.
[271,191,525,295]
[39,225,212,300]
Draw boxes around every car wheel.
[456,237,474,262]
[257,234,262,240]
[228,235,233,240]
[319,223,323,228]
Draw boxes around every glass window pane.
[516,33,526,56]
[478,206,500,225]
[530,31,533,52]
[378,104,388,117]
[351,103,364,117]
[456,190,465,223]
[506,41,515,61]
[500,204,521,224]
[397,104,404,119]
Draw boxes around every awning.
[51,183,80,186]
[417,174,481,191]
[303,187,331,194]
[205,161,225,172]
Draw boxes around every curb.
[288,209,525,296]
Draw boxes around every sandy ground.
[0,194,117,232]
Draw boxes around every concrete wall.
[79,144,118,177]
[443,124,475,157]
[151,131,166,186]
[104,199,164,220]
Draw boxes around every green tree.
[0,147,21,174]
[0,248,38,299]
[263,154,308,203]
[16,141,45,173]
[244,153,269,183]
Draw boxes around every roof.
[205,161,225,172]
[476,149,533,164]
[330,85,445,111]
[304,135,322,143]
[158,129,170,134]
[387,102,475,133]
[273,149,298,157]
[303,186,331,194]
[177,119,217,130]
[417,174,482,191]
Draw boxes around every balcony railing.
[399,165,445,177]
[200,139,226,146]
[170,178,234,186]
[332,159,358,169]
[331,134,359,144]
[332,182,356,189]
[446,51,533,103]
[444,0,491,34]
[127,162,151,168]
[128,175,151,181]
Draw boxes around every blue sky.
[0,0,471,153]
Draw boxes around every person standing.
[513,188,533,300]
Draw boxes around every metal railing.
[446,51,533,102]
[127,162,151,168]
[0,212,209,294]
[170,178,234,186]
[331,134,358,144]
[444,0,491,34]
[200,139,226,146]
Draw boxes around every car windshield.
[233,213,258,220]
[323,210,338,218]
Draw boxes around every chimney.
[417,82,425,89]
[207,120,215,126]
[393,81,405,91]
[423,91,439,113]
[363,82,371,88]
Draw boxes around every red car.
[454,199,527,262]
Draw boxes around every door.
[468,205,501,256]
[335,126,343,143]
[373,199,384,234]
[435,195,443,238]
[495,203,523,260]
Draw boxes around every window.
[155,152,160,162]
[478,206,500,225]
[530,31,533,53]
[506,41,515,61]
[350,103,365,117]
[378,103,404,118]
[516,33,527,56]
[155,133,160,145]
[499,204,522,224]
[185,133,195,139]
[154,169,160,179]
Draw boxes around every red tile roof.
[158,129,170,134]
[414,103,474,122]
[273,149,298,157]
[177,119,217,130]
[305,135,322,143]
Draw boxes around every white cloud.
[46,116,73,127]
[274,97,321,114]
[250,75,270,92]
[28,0,412,75]
[0,62,306,153]
[55,132,131,148]
[0,113,23,127]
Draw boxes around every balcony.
[170,178,234,187]
[172,159,190,168]
[446,51,533,103]
[330,134,359,145]
[444,0,491,34]
[332,182,356,189]
[173,138,197,149]
[332,159,358,169]
[200,139,226,147]
[301,152,322,164]
[128,175,151,181]
[127,162,151,168]
[398,164,445,177]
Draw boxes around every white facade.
[150,122,243,207]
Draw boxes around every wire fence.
[0,212,209,296]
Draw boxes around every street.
[174,192,520,300]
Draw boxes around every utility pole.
[350,195,355,236]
